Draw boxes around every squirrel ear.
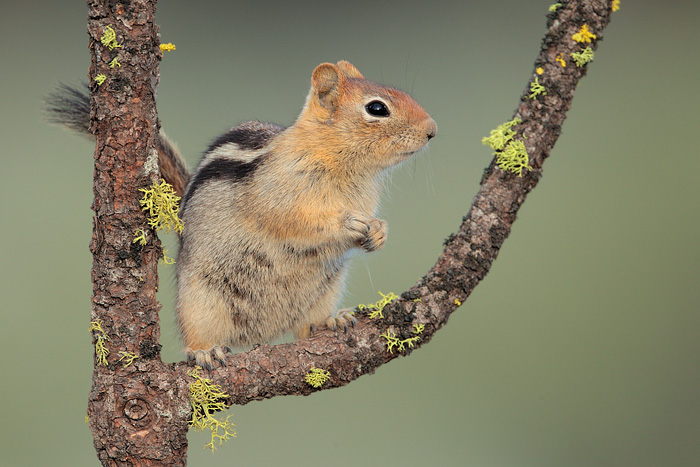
[336,60,364,79]
[310,63,346,112]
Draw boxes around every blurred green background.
[1,1,698,466]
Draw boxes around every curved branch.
[192,0,615,404]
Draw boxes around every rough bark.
[86,0,614,465]
[87,1,191,465]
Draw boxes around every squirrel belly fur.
[46,60,437,368]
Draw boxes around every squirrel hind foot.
[301,309,357,340]
[186,345,231,370]
[329,308,358,333]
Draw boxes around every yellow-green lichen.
[94,74,107,85]
[483,119,532,177]
[548,3,562,12]
[188,367,236,452]
[380,330,420,354]
[571,47,594,67]
[139,179,184,234]
[358,291,398,319]
[529,76,547,99]
[496,140,532,177]
[100,25,123,50]
[88,320,109,366]
[305,367,331,388]
[133,229,147,246]
[108,58,121,68]
[481,117,521,152]
[412,323,425,334]
[162,250,176,265]
[118,351,139,367]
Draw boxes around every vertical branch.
[88,0,161,365]
[86,1,190,465]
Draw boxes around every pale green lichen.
[548,3,562,12]
[483,119,532,177]
[481,118,521,151]
[496,140,532,177]
[305,367,331,388]
[571,47,594,67]
[139,179,184,234]
[88,320,109,366]
[529,76,547,99]
[188,367,236,452]
[118,351,139,367]
[358,291,398,319]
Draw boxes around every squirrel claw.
[303,309,357,339]
[327,308,357,333]
[186,345,231,370]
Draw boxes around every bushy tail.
[44,83,191,198]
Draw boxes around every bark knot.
[123,397,151,427]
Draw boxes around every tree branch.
[86,0,614,464]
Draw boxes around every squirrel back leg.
[293,269,357,340]
[176,275,236,369]
[293,211,388,340]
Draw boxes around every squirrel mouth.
[396,150,417,160]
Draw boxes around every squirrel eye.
[365,100,390,117]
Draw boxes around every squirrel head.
[294,60,437,174]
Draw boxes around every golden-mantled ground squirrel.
[46,60,437,368]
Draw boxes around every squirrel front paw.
[186,345,231,370]
[342,210,387,252]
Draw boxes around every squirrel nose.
[425,118,437,141]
